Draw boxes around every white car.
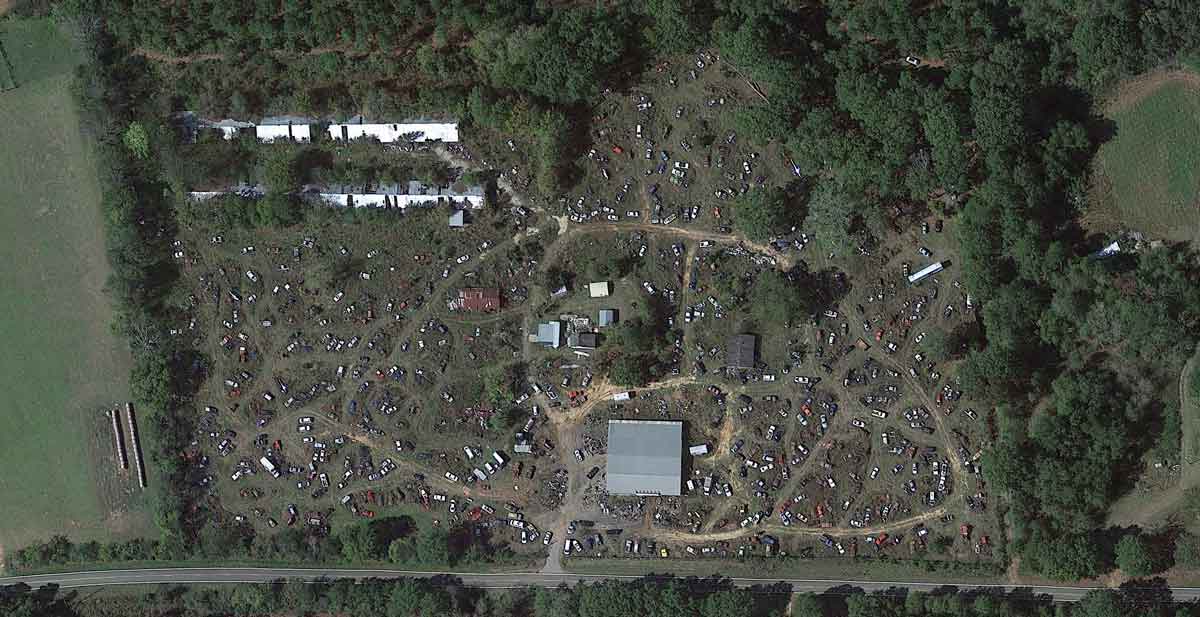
[574,449,585,462]
[543,531,554,545]
[456,255,471,264]
[626,211,640,218]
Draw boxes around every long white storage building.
[255,121,311,143]
[327,122,459,143]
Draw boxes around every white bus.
[907,262,944,284]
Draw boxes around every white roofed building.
[328,119,459,143]
[256,116,314,143]
[314,181,484,209]
[256,123,311,143]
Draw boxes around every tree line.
[8,514,523,574]
[8,574,1200,617]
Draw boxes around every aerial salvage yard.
[163,50,997,573]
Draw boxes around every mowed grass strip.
[1093,78,1200,244]
[0,21,151,552]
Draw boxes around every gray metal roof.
[606,420,682,496]
[726,333,757,369]
[536,322,562,348]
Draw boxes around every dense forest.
[21,0,1200,583]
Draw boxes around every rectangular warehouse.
[606,420,682,496]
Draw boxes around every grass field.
[0,17,79,85]
[0,18,152,559]
[1090,72,1200,244]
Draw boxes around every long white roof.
[907,262,944,284]
[328,122,459,143]
[319,193,483,208]
[256,124,311,142]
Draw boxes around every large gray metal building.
[606,420,682,496]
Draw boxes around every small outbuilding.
[598,309,617,327]
[588,282,611,298]
[534,321,563,348]
[458,288,500,312]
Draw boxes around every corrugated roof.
[726,334,757,369]
[459,288,500,311]
[536,322,562,348]
[606,420,682,496]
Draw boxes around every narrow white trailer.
[907,262,944,284]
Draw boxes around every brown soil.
[713,415,735,457]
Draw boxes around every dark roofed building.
[575,332,599,349]
[458,288,500,312]
[726,333,757,369]
[606,420,682,495]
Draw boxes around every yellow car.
[659,547,669,558]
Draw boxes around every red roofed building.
[458,288,501,312]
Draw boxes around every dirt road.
[585,221,795,269]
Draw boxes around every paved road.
[1,567,1195,601]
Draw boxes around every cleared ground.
[1088,70,1200,244]
[0,19,151,557]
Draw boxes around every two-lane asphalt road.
[2,566,1196,602]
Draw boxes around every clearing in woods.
[1106,343,1200,529]
[1087,69,1200,245]
[0,18,153,557]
